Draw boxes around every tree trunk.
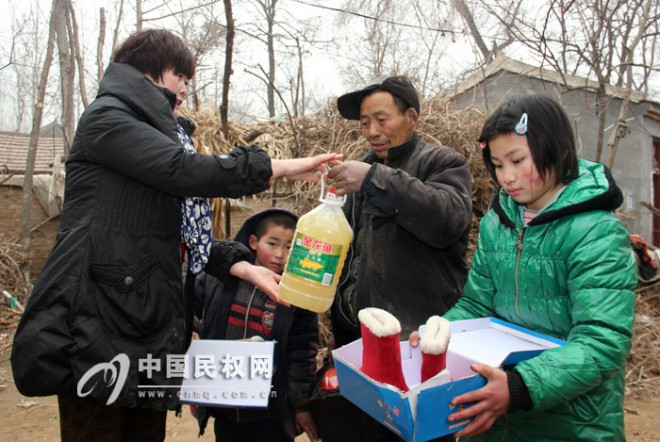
[292,36,304,117]
[68,0,89,109]
[593,87,609,163]
[97,8,106,84]
[266,0,277,117]
[136,0,143,32]
[606,0,653,169]
[452,0,492,61]
[19,0,58,249]
[111,0,125,58]
[220,0,235,140]
[54,0,75,154]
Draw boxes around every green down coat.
[444,159,636,441]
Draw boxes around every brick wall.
[0,185,60,280]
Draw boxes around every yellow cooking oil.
[279,185,353,312]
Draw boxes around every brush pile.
[0,238,28,348]
[627,281,660,395]
[184,96,494,246]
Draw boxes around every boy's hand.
[295,411,319,441]
[408,331,420,348]
[229,261,289,305]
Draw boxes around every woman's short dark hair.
[112,29,195,81]
[479,94,579,185]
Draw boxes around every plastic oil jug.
[279,180,353,312]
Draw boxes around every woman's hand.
[271,153,343,182]
[447,363,510,437]
[228,261,289,305]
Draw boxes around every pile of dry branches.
[0,237,28,334]
[627,281,660,394]
[184,96,495,242]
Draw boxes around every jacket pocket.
[90,254,172,339]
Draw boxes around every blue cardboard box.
[332,318,565,442]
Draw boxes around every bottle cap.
[322,186,345,205]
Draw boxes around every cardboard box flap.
[415,375,486,438]
[445,318,564,379]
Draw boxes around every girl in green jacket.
[441,94,636,441]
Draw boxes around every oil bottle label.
[285,232,343,286]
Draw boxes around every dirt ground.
[0,340,317,442]
[1,201,658,441]
[0,336,658,441]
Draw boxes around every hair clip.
[479,141,487,149]
[515,113,528,135]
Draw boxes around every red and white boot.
[358,308,409,392]
[420,316,451,382]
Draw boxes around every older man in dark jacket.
[326,75,472,442]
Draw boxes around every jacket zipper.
[514,228,531,329]
[236,285,257,423]
[500,415,509,441]
[243,286,257,339]
[337,195,359,327]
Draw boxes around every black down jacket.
[11,63,272,410]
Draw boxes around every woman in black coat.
[11,29,339,442]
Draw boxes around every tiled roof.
[0,131,65,174]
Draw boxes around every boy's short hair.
[112,29,195,82]
[253,212,297,239]
[479,94,579,185]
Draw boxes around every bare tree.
[246,0,279,117]
[53,0,75,151]
[267,19,317,118]
[605,0,655,168]
[451,0,516,62]
[289,36,305,117]
[236,0,325,119]
[19,0,59,249]
[5,3,37,132]
[110,0,126,60]
[97,8,107,84]
[69,1,89,109]
[466,0,659,165]
[173,6,227,111]
[220,0,235,138]
[136,0,143,31]
[334,0,455,95]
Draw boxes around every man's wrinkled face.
[359,91,417,160]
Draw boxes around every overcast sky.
[1,0,656,133]
[0,0,486,131]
